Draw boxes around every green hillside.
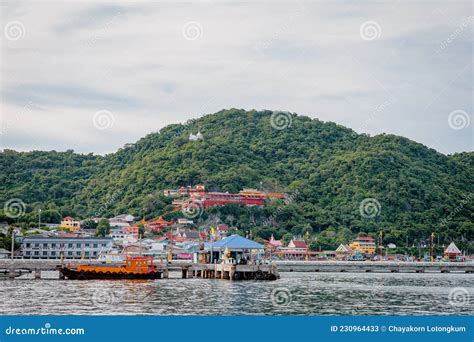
[1,109,473,250]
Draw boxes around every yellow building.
[59,216,81,232]
[349,236,376,254]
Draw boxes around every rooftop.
[354,236,375,241]
[23,236,112,241]
[289,239,307,249]
[212,234,264,250]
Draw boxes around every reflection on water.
[0,272,472,315]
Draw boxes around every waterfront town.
[0,185,469,265]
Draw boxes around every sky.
[0,0,472,155]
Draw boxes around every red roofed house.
[215,224,230,237]
[59,216,81,232]
[269,234,282,248]
[287,239,307,251]
[265,234,283,251]
[349,236,376,255]
[444,242,463,261]
[276,238,321,260]
[126,225,140,239]
[335,244,353,259]
[146,217,173,232]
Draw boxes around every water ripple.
[0,272,472,315]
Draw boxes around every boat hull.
[60,267,162,280]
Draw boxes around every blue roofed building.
[200,234,264,264]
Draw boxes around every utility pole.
[38,209,42,229]
[11,230,15,260]
[430,232,435,262]
[210,226,214,264]
[304,231,310,261]
[379,231,383,261]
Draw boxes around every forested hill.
[1,109,473,248]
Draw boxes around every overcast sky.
[1,0,472,155]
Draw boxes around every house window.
[85,243,90,247]
[26,243,30,248]
[43,251,47,256]
[93,244,98,248]
[68,251,73,256]
[76,243,81,248]
[51,243,56,248]
[76,251,81,256]
[51,251,56,256]
[34,243,39,248]
[68,243,73,248]
[34,251,39,256]
[25,251,30,255]
[85,251,90,256]
[43,243,48,248]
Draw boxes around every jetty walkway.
[0,260,472,279]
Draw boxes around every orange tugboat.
[60,256,162,280]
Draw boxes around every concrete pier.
[185,263,279,280]
[1,260,473,279]
[34,269,41,279]
[275,260,474,273]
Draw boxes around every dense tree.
[96,219,111,237]
[0,109,472,251]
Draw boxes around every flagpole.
[210,226,214,264]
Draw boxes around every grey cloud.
[1,1,472,154]
[2,83,141,110]
[53,4,131,33]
